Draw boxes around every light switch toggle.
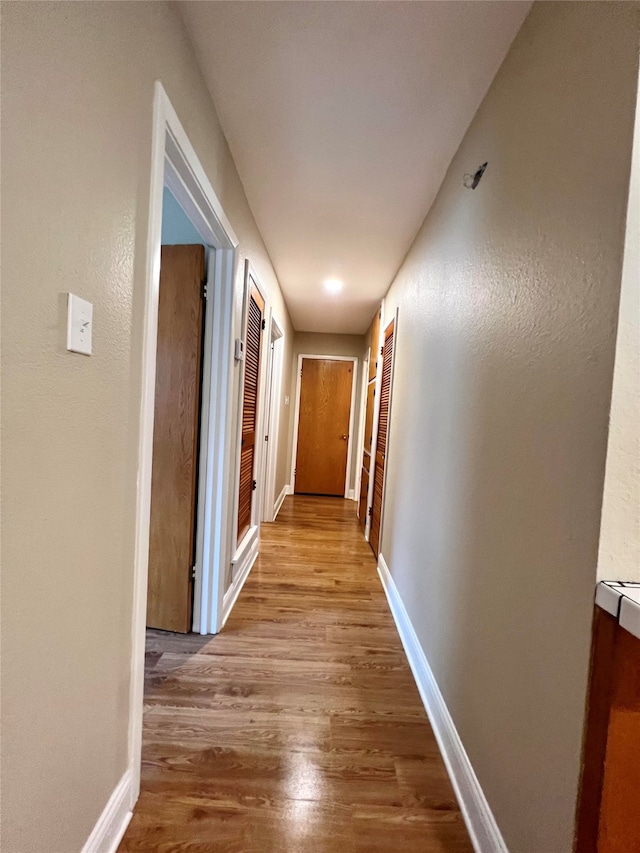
[67,293,93,356]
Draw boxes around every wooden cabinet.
[576,601,640,853]
[358,468,369,530]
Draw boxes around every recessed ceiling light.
[324,278,343,294]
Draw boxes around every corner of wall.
[80,770,133,853]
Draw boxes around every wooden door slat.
[237,281,264,541]
[369,320,395,558]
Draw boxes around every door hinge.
[190,565,196,581]
[368,507,373,517]
[201,280,208,299]
[261,318,266,331]
[380,346,384,356]
[265,434,269,442]
[252,479,257,491]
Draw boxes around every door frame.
[146,243,206,634]
[354,346,370,513]
[129,82,239,802]
[261,313,285,522]
[364,300,385,541]
[290,354,358,498]
[226,261,268,616]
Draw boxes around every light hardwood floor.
[119,496,472,852]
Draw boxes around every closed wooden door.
[237,280,265,541]
[295,358,354,496]
[369,319,395,557]
[147,244,205,633]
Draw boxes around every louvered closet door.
[237,282,265,541]
[369,319,394,557]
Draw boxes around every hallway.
[119,496,472,852]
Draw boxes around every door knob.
[342,434,348,440]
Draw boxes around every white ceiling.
[182,1,531,334]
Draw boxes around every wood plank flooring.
[119,496,472,852]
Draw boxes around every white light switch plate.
[67,293,93,355]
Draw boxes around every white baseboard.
[81,768,133,853]
[224,529,259,626]
[285,484,294,495]
[347,489,356,500]
[273,485,288,519]
[377,554,508,853]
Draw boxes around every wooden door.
[295,358,353,496]
[369,319,395,557]
[237,281,265,541]
[147,244,205,633]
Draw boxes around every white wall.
[597,63,640,583]
[379,4,639,852]
[1,3,292,851]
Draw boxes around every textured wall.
[288,332,368,495]
[597,64,640,584]
[1,3,292,850]
[380,4,639,851]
